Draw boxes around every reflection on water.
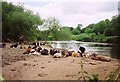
[49,41,112,55]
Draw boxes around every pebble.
[23,63,27,66]
[89,62,97,65]
[34,60,37,62]
[38,73,47,77]
[41,66,44,69]
[33,64,36,67]
[48,61,51,63]
[4,62,11,65]
[55,59,57,61]
[10,68,16,71]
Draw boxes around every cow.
[10,43,18,48]
[79,46,86,57]
[50,48,60,56]
[53,53,63,58]
[41,48,49,55]
[0,43,6,48]
[23,46,40,55]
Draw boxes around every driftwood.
[92,55,111,62]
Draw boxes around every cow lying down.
[23,46,40,56]
[23,46,49,56]
[91,53,111,62]
[50,48,81,58]
[53,53,63,58]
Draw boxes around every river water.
[48,40,112,56]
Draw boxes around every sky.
[5,0,119,28]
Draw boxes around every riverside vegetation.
[2,1,120,81]
[2,1,120,43]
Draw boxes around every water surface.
[49,41,112,55]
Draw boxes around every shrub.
[75,33,92,42]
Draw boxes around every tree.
[2,2,43,41]
[93,20,106,34]
[42,17,61,41]
[69,27,74,31]
[84,28,93,34]
[57,27,72,40]
[2,2,24,41]
[72,28,80,35]
[76,24,82,33]
[104,28,113,36]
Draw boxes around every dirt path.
[1,43,119,80]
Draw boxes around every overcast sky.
[6,0,119,28]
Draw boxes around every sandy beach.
[1,43,119,80]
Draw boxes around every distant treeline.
[2,2,120,43]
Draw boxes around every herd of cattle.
[0,41,111,62]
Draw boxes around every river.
[48,40,112,56]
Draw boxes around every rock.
[48,61,51,63]
[54,59,57,61]
[97,61,102,64]
[4,62,11,65]
[23,57,27,60]
[34,60,37,62]
[98,56,111,62]
[23,63,27,66]
[91,56,111,62]
[38,73,47,77]
[33,64,36,67]
[89,62,97,65]
[65,74,76,77]
[28,64,31,66]
[10,68,16,71]
[84,59,89,62]
[104,69,107,71]
[71,60,75,63]
[41,66,44,69]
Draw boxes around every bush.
[105,36,119,43]
[93,34,107,42]
[75,33,92,42]
[104,28,113,36]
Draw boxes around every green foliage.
[84,28,93,34]
[47,26,72,40]
[79,17,119,43]
[2,2,119,43]
[72,28,81,35]
[82,24,95,33]
[75,33,92,42]
[93,20,109,34]
[72,24,82,35]
[42,17,61,41]
[78,60,99,82]
[93,34,107,42]
[104,28,113,36]
[39,21,73,41]
[107,66,120,81]
[2,1,43,42]
[56,27,72,40]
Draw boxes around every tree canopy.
[2,1,120,43]
[2,2,43,42]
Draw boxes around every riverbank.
[1,43,119,80]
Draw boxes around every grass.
[107,66,120,80]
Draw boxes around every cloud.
[5,0,119,27]
[5,0,120,2]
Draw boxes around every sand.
[1,43,119,80]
